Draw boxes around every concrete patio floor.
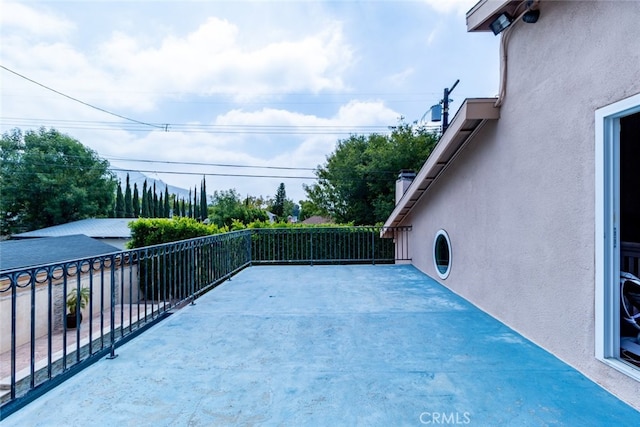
[3,265,640,426]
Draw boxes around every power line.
[110,167,316,180]
[0,65,165,130]
[105,156,317,171]
[0,116,408,135]
[2,153,401,175]
[2,88,450,98]
[3,161,398,183]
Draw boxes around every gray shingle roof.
[0,235,120,271]
[13,218,133,239]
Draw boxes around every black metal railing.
[251,226,410,265]
[0,230,251,417]
[0,226,409,418]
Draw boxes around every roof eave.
[382,98,500,235]
[466,0,519,32]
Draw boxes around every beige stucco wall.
[402,1,640,409]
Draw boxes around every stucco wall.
[403,1,640,409]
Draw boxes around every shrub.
[127,217,224,248]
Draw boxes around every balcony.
[2,227,640,424]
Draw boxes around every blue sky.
[1,0,499,202]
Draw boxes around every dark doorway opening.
[620,111,640,367]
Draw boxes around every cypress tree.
[188,189,192,218]
[133,183,140,217]
[192,186,198,220]
[200,177,208,221]
[124,174,133,218]
[164,187,170,218]
[181,198,186,217]
[147,186,153,217]
[173,196,178,218]
[158,193,164,218]
[272,182,286,219]
[115,180,124,218]
[141,180,149,217]
[152,183,158,217]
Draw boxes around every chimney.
[396,170,416,204]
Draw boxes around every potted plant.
[66,287,90,329]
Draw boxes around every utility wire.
[0,65,166,130]
[2,155,401,175]
[4,162,397,183]
[110,167,316,180]
[106,156,317,171]
[0,116,412,135]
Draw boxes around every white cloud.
[95,17,352,106]
[1,5,353,113]
[387,67,416,87]
[421,0,479,15]
[215,100,397,129]
[426,26,440,46]
[0,2,76,37]
[334,100,399,125]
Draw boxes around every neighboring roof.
[301,215,334,225]
[383,98,500,233]
[466,0,516,32]
[13,218,133,239]
[0,234,120,271]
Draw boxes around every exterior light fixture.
[490,12,513,35]
[522,9,540,23]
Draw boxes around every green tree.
[141,180,149,217]
[114,180,125,218]
[0,127,115,234]
[210,189,268,228]
[304,121,437,225]
[124,174,133,218]
[200,177,208,221]
[133,183,140,217]
[147,186,154,217]
[193,186,199,220]
[299,199,325,221]
[164,187,170,218]
[244,195,268,210]
[271,183,286,219]
[152,183,158,217]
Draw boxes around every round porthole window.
[433,230,452,279]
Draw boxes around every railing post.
[372,228,376,266]
[10,274,17,400]
[310,231,314,266]
[190,243,196,306]
[107,255,118,360]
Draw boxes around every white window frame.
[595,92,640,379]
[433,229,452,280]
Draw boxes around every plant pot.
[66,312,83,329]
